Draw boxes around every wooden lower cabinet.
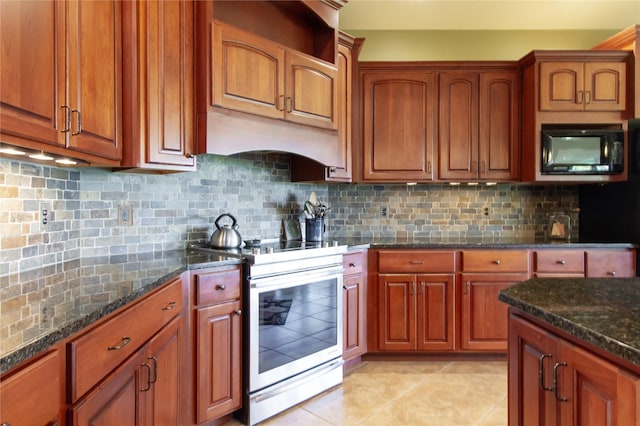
[192,266,242,424]
[0,349,62,426]
[69,316,183,426]
[378,273,455,351]
[343,250,367,363]
[585,249,636,277]
[459,272,528,351]
[508,312,640,426]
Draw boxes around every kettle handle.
[215,213,238,230]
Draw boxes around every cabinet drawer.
[0,349,61,426]
[343,251,366,276]
[378,250,456,273]
[195,267,241,306]
[69,277,183,401]
[462,250,529,272]
[534,250,584,273]
[586,249,636,277]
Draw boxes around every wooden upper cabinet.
[66,0,122,161]
[212,20,337,130]
[213,22,285,120]
[121,0,196,172]
[439,70,520,181]
[0,1,64,148]
[0,0,122,164]
[362,71,437,181]
[540,61,627,112]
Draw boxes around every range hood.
[197,107,342,167]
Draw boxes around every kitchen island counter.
[499,277,640,372]
[0,249,241,373]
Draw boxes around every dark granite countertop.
[0,249,242,374]
[499,278,640,370]
[335,236,637,250]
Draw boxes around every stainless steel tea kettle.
[210,213,242,249]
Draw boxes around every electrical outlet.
[483,205,490,217]
[380,205,388,218]
[39,202,51,226]
[118,204,133,226]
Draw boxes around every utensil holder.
[305,218,324,242]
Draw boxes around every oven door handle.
[253,358,344,403]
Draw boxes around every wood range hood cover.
[198,107,341,166]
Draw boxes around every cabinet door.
[439,72,479,180]
[584,62,626,111]
[329,40,352,179]
[196,300,242,423]
[416,274,455,351]
[560,341,640,426]
[70,348,145,426]
[378,274,416,351]
[343,273,366,360]
[508,313,560,426]
[125,0,195,169]
[0,0,65,148]
[460,272,528,351]
[0,350,61,426]
[585,249,636,277]
[479,71,520,181]
[212,22,284,119]
[285,51,338,130]
[362,71,436,181]
[145,316,183,426]
[66,0,122,160]
[539,62,584,111]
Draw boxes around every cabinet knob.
[557,260,566,265]
[609,271,617,276]
[185,152,194,158]
[330,167,337,173]
[493,260,501,265]
[235,309,242,316]
[215,284,226,291]
[343,285,348,290]
[349,262,357,267]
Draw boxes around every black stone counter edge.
[0,256,243,375]
[498,292,640,370]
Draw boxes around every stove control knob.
[332,240,339,247]
[252,248,260,255]
[266,247,274,254]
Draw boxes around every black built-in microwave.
[541,128,624,175]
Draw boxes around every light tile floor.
[226,360,508,426]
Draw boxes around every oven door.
[248,265,344,393]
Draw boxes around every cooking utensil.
[210,213,243,248]
[309,191,317,206]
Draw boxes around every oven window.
[258,278,338,373]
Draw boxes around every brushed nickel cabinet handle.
[235,309,242,316]
[577,90,584,104]
[464,281,470,294]
[279,94,285,111]
[286,96,293,113]
[557,260,566,265]
[162,301,177,311]
[349,262,357,267]
[140,363,152,392]
[148,356,158,384]
[585,91,591,104]
[108,336,131,351]
[553,362,568,402]
[609,271,617,276]
[71,109,82,136]
[494,260,501,265]
[215,284,226,291]
[538,353,554,391]
[409,260,424,265]
[61,105,71,133]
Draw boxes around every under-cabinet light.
[485,182,498,186]
[55,158,77,165]
[449,182,460,186]
[467,182,479,186]
[0,147,26,156]
[29,152,54,161]
[406,182,417,186]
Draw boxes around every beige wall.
[345,29,623,61]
